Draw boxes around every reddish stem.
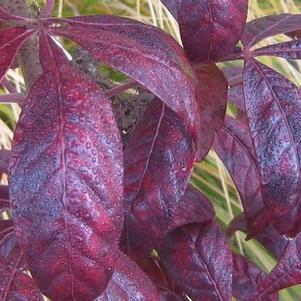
[0,93,25,105]
[104,80,138,98]
[43,0,55,18]
[1,78,17,93]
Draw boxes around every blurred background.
[1,1,301,300]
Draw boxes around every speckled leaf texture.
[9,32,123,301]
[233,254,279,301]
[160,186,231,301]
[243,59,301,236]
[123,98,195,254]
[242,14,301,47]
[0,232,43,301]
[96,251,159,301]
[251,234,301,300]
[214,117,268,237]
[0,149,10,174]
[163,0,248,62]
[44,16,201,146]
[0,27,35,81]
[161,222,232,301]
[253,40,301,59]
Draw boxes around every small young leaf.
[243,59,301,236]
[123,98,195,254]
[0,27,35,82]
[161,221,232,301]
[169,0,248,62]
[242,14,301,47]
[253,40,301,59]
[96,251,159,301]
[45,15,201,145]
[9,32,123,301]
[233,253,279,301]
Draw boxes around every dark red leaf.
[0,235,43,301]
[233,253,279,301]
[0,199,10,214]
[96,251,159,301]
[0,185,8,199]
[214,116,268,236]
[253,40,301,59]
[243,58,301,236]
[228,214,289,260]
[0,220,13,241]
[242,14,301,47]
[194,63,228,160]
[0,27,35,82]
[45,15,201,145]
[252,234,301,300]
[0,149,10,174]
[123,98,195,254]
[0,232,17,264]
[167,184,214,232]
[9,32,123,301]
[160,221,232,301]
[172,0,248,62]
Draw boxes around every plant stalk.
[0,0,42,91]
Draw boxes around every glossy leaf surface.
[243,59,301,236]
[124,98,195,253]
[242,14,301,46]
[46,15,201,144]
[173,0,248,62]
[0,27,35,82]
[214,117,268,236]
[9,33,123,301]
[161,221,232,301]
[194,63,228,159]
[96,251,159,301]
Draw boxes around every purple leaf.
[160,221,232,301]
[194,63,228,160]
[0,220,13,241]
[214,117,268,236]
[96,251,159,301]
[123,98,195,254]
[252,234,301,300]
[9,32,123,301]
[243,58,301,236]
[0,27,35,82]
[45,15,201,145]
[161,0,177,18]
[242,14,301,47]
[253,40,301,59]
[0,5,30,21]
[0,149,10,174]
[233,253,279,301]
[167,184,214,232]
[0,235,43,301]
[0,185,8,200]
[173,0,248,62]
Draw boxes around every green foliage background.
[1,1,301,300]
